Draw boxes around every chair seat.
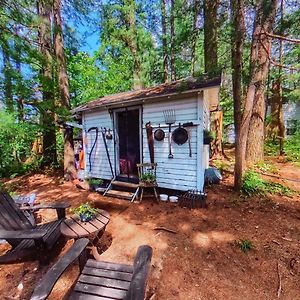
[0,219,62,263]
[71,259,134,299]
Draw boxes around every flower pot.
[79,213,93,222]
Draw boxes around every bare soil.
[1,163,300,300]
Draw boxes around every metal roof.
[73,75,221,113]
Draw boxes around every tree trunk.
[14,26,24,122]
[125,0,142,90]
[210,111,223,158]
[37,0,57,167]
[278,0,285,156]
[53,0,76,180]
[230,0,245,190]
[245,0,277,165]
[203,0,218,74]
[1,40,14,112]
[161,0,169,82]
[170,0,176,81]
[191,0,200,76]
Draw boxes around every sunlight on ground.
[193,231,235,248]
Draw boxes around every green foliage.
[241,171,293,197]
[73,203,98,220]
[0,110,41,177]
[255,161,278,174]
[238,239,255,253]
[87,178,103,186]
[140,173,156,184]
[265,133,300,165]
[284,132,300,164]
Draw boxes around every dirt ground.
[1,162,300,300]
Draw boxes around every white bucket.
[169,196,178,203]
[159,194,168,201]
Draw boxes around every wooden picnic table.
[60,209,110,261]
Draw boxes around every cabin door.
[116,107,141,180]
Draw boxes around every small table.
[60,210,110,261]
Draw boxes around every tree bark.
[53,0,76,180]
[170,0,176,81]
[1,40,14,112]
[37,0,57,167]
[245,0,277,165]
[203,0,218,74]
[191,0,200,76]
[231,0,245,190]
[125,0,143,90]
[161,0,169,82]
[14,26,24,122]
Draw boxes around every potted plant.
[140,173,156,185]
[203,129,214,145]
[87,178,104,191]
[73,203,99,222]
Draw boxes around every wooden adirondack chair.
[30,238,153,300]
[0,192,69,263]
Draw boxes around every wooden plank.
[78,274,131,290]
[2,193,32,229]
[82,266,133,282]
[69,291,114,300]
[105,190,134,200]
[60,221,79,238]
[74,282,127,299]
[111,181,139,189]
[0,228,47,239]
[70,217,99,235]
[97,209,110,220]
[0,195,29,230]
[3,193,32,229]
[30,238,90,300]
[63,218,91,238]
[86,259,133,273]
[126,245,153,300]
[94,215,110,226]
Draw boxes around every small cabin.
[73,76,221,193]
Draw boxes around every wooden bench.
[30,238,153,300]
[0,192,69,263]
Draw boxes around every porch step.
[105,190,135,200]
[111,180,139,189]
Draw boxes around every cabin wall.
[82,110,115,180]
[202,91,210,170]
[143,94,204,191]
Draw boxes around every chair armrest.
[20,203,70,211]
[30,238,90,300]
[21,203,70,219]
[0,229,47,240]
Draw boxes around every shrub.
[238,239,255,253]
[0,110,41,177]
[241,171,293,197]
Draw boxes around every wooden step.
[111,181,139,189]
[105,190,135,200]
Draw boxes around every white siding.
[143,95,204,191]
[83,110,115,180]
[202,91,210,169]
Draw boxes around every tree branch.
[258,36,299,71]
[263,31,300,44]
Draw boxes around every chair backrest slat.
[0,192,33,230]
[125,245,153,300]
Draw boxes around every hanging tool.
[146,122,155,163]
[101,127,114,178]
[183,122,194,158]
[87,127,99,172]
[163,109,176,159]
